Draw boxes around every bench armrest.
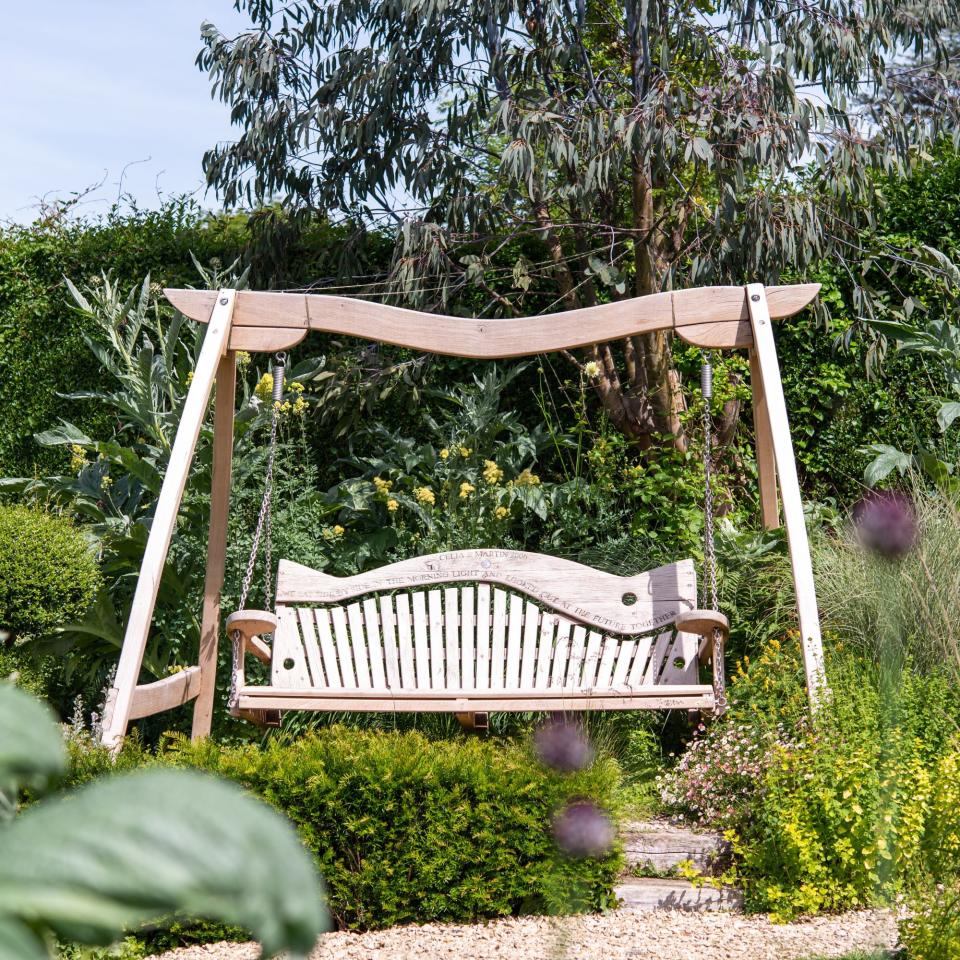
[674,609,728,664]
[225,609,276,665]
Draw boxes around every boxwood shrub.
[65,726,622,932]
[0,504,101,641]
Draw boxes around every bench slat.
[429,589,445,690]
[642,630,674,686]
[379,594,402,690]
[298,607,325,687]
[594,636,619,689]
[565,624,587,689]
[627,634,653,689]
[314,608,342,689]
[505,594,524,689]
[550,619,572,688]
[476,583,491,691]
[580,630,604,689]
[611,638,636,688]
[331,606,356,688]
[395,593,416,689]
[461,586,475,690]
[519,599,540,689]
[411,591,431,689]
[363,597,387,689]
[490,588,507,690]
[347,602,372,689]
[534,614,556,689]
[444,587,460,689]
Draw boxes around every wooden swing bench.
[99,283,828,750]
[227,553,728,726]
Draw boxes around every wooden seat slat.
[378,595,402,690]
[298,607,325,688]
[566,625,588,690]
[627,634,653,689]
[363,598,387,689]
[550,619,572,689]
[461,586,475,690]
[331,606,356,688]
[490,588,508,690]
[475,584,491,691]
[594,636,619,689]
[411,591,431,690]
[611,638,636,688]
[314,608,342,689]
[643,630,674,686]
[428,589,445,690]
[395,593,416,689]
[534,614,556,690]
[347,602,372,690]
[519,600,540,689]
[580,631,604,689]
[505,594,524,690]
[444,587,460,689]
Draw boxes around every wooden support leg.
[745,284,828,710]
[191,352,237,740]
[100,291,237,752]
[749,348,779,529]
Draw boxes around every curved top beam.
[164,284,819,357]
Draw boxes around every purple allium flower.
[534,718,595,772]
[852,491,918,560]
[552,800,614,858]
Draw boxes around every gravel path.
[150,909,896,960]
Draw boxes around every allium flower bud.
[852,491,918,560]
[552,800,614,859]
[534,718,595,772]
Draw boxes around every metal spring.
[272,352,286,403]
[700,360,713,400]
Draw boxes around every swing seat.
[225,550,728,721]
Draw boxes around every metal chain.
[700,357,718,612]
[237,353,285,612]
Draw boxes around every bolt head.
[750,294,760,302]
[220,297,229,305]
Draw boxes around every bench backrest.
[269,550,699,693]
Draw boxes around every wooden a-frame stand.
[99,283,828,750]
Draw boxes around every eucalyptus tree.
[199,0,960,448]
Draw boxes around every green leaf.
[937,401,960,432]
[0,684,66,803]
[0,768,329,958]
[34,422,93,448]
[862,444,913,487]
[0,915,47,960]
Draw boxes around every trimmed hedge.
[65,727,622,931]
[0,504,101,640]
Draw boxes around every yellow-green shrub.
[0,504,100,640]
[63,726,623,931]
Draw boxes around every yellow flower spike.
[292,396,307,416]
[185,371,195,388]
[373,476,393,494]
[290,381,305,394]
[100,475,113,490]
[69,443,87,473]
[482,460,503,484]
[387,498,399,512]
[414,486,436,506]
[495,505,509,519]
[236,351,251,367]
[516,467,540,486]
[255,372,274,400]
[459,446,472,457]
[440,448,450,460]
[332,524,345,537]
[459,482,476,499]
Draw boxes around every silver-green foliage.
[0,683,327,959]
[197,0,960,444]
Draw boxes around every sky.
[0,1,252,224]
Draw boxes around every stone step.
[615,878,743,913]
[620,819,729,876]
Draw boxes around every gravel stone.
[149,908,896,960]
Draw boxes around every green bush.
[0,504,100,640]
[63,726,622,931]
